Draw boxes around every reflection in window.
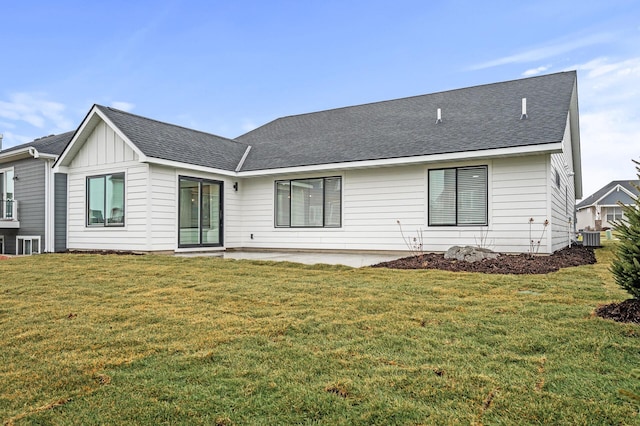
[87,173,125,227]
[275,177,341,228]
[428,166,487,226]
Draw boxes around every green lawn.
[1,245,638,425]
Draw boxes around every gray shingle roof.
[236,71,577,171]
[96,105,250,172]
[576,180,640,209]
[0,131,75,156]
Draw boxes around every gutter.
[0,146,57,163]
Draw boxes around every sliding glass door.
[179,177,223,247]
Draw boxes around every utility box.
[583,231,601,247]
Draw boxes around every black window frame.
[274,176,342,228]
[428,166,488,227]
[86,172,125,228]
[178,176,224,248]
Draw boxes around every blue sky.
[1,0,639,198]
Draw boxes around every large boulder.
[444,246,498,263]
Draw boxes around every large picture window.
[275,176,341,228]
[87,173,125,227]
[428,166,487,226]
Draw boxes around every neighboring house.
[0,132,74,254]
[54,71,582,255]
[576,180,639,230]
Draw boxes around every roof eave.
[0,146,57,163]
[238,142,563,177]
[144,157,238,177]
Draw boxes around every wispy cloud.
[570,56,640,197]
[241,119,258,133]
[522,65,551,77]
[0,93,73,148]
[469,32,614,70]
[111,101,135,112]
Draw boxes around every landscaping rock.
[444,246,499,263]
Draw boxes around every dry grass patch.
[1,246,638,424]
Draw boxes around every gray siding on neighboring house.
[10,158,46,253]
[1,158,46,253]
[54,173,67,252]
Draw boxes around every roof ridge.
[97,105,246,145]
[257,71,577,123]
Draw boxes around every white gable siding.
[66,121,150,251]
[70,121,138,168]
[549,116,576,252]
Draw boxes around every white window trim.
[16,235,41,255]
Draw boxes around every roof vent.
[521,98,527,120]
[0,133,3,151]
[436,108,442,124]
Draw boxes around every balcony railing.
[1,199,18,221]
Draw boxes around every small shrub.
[610,159,640,299]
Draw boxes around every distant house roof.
[0,131,75,164]
[236,71,578,172]
[0,131,75,157]
[576,180,639,210]
[94,105,250,172]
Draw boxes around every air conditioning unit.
[582,231,601,247]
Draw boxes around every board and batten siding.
[66,120,152,251]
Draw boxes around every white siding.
[70,121,138,168]
[147,165,176,251]
[236,166,424,251]
[549,115,576,252]
[66,121,150,251]
[235,157,551,254]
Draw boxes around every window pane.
[291,178,323,227]
[324,177,341,227]
[179,179,200,245]
[429,169,456,225]
[457,167,487,225]
[106,174,124,225]
[275,181,290,227]
[88,176,105,225]
[201,182,221,245]
[5,170,13,200]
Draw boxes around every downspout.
[44,160,52,252]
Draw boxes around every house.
[54,71,582,255]
[576,180,639,230]
[0,132,74,254]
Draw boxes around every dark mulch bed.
[373,244,596,274]
[595,299,640,324]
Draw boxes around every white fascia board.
[144,157,238,177]
[0,147,34,162]
[237,142,563,177]
[0,147,58,163]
